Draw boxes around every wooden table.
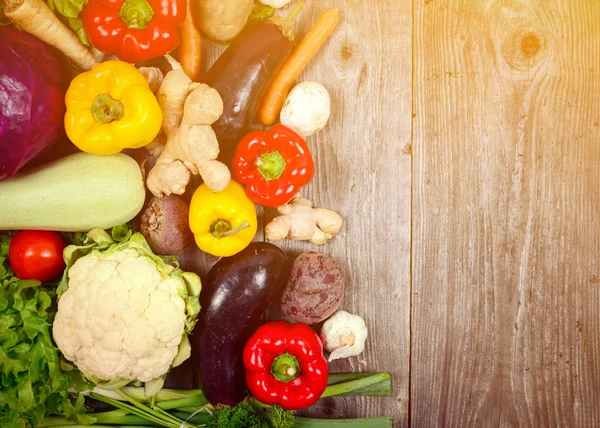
[174,1,600,426]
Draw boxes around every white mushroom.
[280,81,331,137]
[320,311,368,362]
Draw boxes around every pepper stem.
[92,94,123,124]
[257,151,287,181]
[210,220,250,239]
[119,0,154,30]
[271,0,306,42]
[270,353,300,383]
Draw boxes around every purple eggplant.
[192,242,288,406]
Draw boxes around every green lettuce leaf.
[0,235,87,426]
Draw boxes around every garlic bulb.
[320,311,368,362]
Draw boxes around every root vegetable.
[265,195,343,245]
[140,196,192,255]
[280,251,345,325]
[157,70,199,136]
[179,0,202,82]
[139,67,165,93]
[258,8,340,126]
[194,0,253,42]
[4,0,98,70]
[147,71,231,197]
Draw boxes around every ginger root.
[146,70,231,197]
[265,195,343,245]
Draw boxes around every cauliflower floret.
[53,248,189,383]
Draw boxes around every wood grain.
[412,0,600,427]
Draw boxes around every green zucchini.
[0,152,145,232]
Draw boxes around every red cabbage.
[0,26,66,181]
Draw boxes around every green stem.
[90,392,182,428]
[257,151,287,181]
[321,373,390,398]
[272,0,307,41]
[119,0,154,29]
[270,353,301,383]
[155,394,208,410]
[210,219,250,238]
[91,94,123,124]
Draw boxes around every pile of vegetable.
[0,0,391,426]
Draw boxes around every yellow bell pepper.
[64,61,162,155]
[189,180,258,257]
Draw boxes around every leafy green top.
[0,235,91,427]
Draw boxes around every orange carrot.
[4,0,98,70]
[258,8,340,126]
[179,0,202,82]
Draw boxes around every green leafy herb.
[207,402,270,428]
[270,405,295,428]
[0,235,85,427]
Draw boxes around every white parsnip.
[4,0,98,70]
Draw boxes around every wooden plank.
[271,1,412,426]
[412,0,600,426]
[172,1,412,425]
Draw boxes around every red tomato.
[9,231,66,282]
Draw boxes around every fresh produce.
[192,242,288,406]
[265,195,343,244]
[39,373,393,426]
[8,231,66,282]
[244,321,328,410]
[0,153,145,232]
[3,0,98,70]
[258,8,340,125]
[280,81,331,137]
[258,0,292,9]
[193,0,253,42]
[281,251,345,324]
[65,61,162,155]
[140,195,192,255]
[0,27,66,181]
[0,235,90,427]
[82,0,186,63]
[201,0,305,156]
[206,402,271,427]
[179,0,202,81]
[246,2,276,27]
[146,70,231,196]
[320,311,368,362]
[232,124,315,208]
[52,226,201,395]
[189,180,257,257]
[140,66,164,93]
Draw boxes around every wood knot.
[502,28,548,71]
[521,33,541,57]
[501,28,549,72]
[332,34,363,79]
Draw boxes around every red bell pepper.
[232,125,315,208]
[82,0,185,63]
[243,320,328,410]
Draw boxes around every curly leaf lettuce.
[0,235,91,427]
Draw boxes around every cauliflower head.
[52,227,201,388]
